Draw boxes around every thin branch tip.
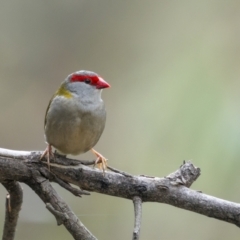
[132,196,142,240]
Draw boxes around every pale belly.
[44,96,106,155]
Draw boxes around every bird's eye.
[84,79,91,84]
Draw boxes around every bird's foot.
[40,144,54,170]
[91,148,108,175]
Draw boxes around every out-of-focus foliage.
[1,1,240,239]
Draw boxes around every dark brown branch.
[1,180,23,240]
[36,158,240,228]
[24,169,96,240]
[0,147,240,239]
[132,196,142,240]
[0,149,96,240]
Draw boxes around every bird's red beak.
[97,77,111,89]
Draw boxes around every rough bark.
[0,148,239,240]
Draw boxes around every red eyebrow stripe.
[70,74,89,82]
[70,74,100,84]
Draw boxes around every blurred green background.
[1,1,240,239]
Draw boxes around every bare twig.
[25,169,97,240]
[132,196,142,240]
[1,180,23,240]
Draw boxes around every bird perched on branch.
[41,70,110,172]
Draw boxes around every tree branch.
[1,180,23,240]
[132,196,142,240]
[52,161,240,227]
[0,147,240,239]
[25,170,96,240]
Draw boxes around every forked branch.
[0,148,240,240]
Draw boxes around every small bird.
[41,70,110,171]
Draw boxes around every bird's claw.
[94,157,108,172]
[40,144,54,170]
[92,149,108,175]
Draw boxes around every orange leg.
[91,148,108,174]
[40,144,54,170]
